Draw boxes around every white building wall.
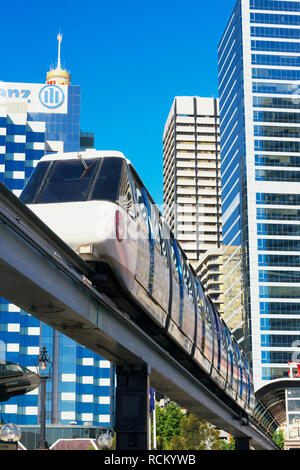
[163,96,221,264]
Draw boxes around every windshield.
[20,157,128,205]
[0,361,23,376]
[37,159,98,203]
[20,161,51,204]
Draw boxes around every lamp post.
[0,423,21,450]
[36,346,52,450]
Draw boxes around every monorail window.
[204,298,213,333]
[91,158,129,204]
[98,158,135,215]
[20,161,51,204]
[21,157,134,206]
[244,356,251,404]
[151,205,161,250]
[21,158,99,203]
[234,342,243,396]
[170,238,180,281]
[135,185,148,224]
[40,159,99,203]
[159,219,168,262]
[196,281,206,318]
[202,293,213,361]
[224,325,234,386]
[195,280,205,350]
[220,321,227,350]
[182,261,194,302]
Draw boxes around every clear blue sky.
[1,0,236,205]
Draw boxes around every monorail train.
[0,361,40,401]
[20,150,255,415]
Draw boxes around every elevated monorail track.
[0,181,278,449]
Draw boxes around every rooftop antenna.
[57,32,63,70]
[46,32,71,85]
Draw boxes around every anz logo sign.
[0,88,31,101]
[39,85,65,109]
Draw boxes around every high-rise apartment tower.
[163,97,222,264]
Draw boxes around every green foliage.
[156,435,168,450]
[272,429,285,450]
[155,402,184,446]
[169,413,222,450]
[169,434,186,450]
[155,404,224,450]
[110,435,116,450]
[219,437,235,450]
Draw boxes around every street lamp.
[97,431,113,450]
[0,423,21,444]
[36,346,52,450]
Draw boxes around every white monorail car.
[20,150,255,414]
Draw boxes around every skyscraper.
[163,96,222,263]
[218,0,300,392]
[0,35,112,430]
[163,97,224,311]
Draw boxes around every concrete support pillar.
[235,436,251,450]
[115,365,150,450]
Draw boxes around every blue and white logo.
[39,84,64,109]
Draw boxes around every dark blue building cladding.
[250,0,300,11]
[227,0,300,383]
[0,84,80,425]
[0,116,47,191]
[0,81,113,427]
[218,0,257,356]
[27,85,81,153]
[218,0,246,242]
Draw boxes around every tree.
[169,434,186,450]
[156,435,168,450]
[272,429,285,450]
[155,402,184,447]
[169,413,222,450]
[219,437,235,450]
[154,403,233,450]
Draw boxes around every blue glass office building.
[218,0,300,391]
[0,81,112,427]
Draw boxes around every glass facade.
[29,85,81,154]
[218,0,300,390]
[286,388,300,440]
[0,82,112,428]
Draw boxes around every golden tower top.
[46,33,71,85]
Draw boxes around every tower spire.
[46,32,71,85]
[57,32,62,70]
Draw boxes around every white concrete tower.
[163,96,221,263]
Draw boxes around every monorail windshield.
[20,157,127,204]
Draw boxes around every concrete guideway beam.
[0,188,277,450]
